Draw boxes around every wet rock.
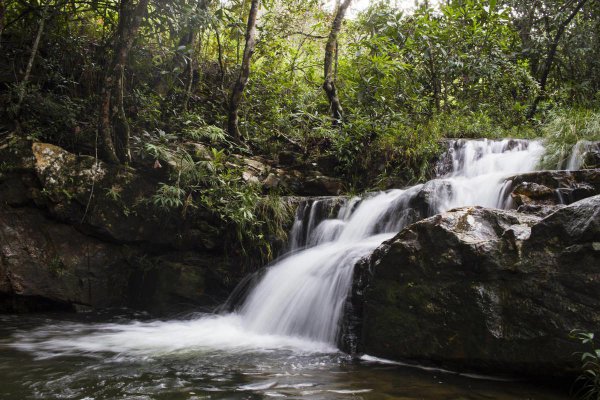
[566,141,600,170]
[352,197,600,378]
[0,206,232,313]
[506,169,600,213]
[582,149,600,169]
[409,180,453,216]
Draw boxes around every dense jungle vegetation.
[1,0,599,253]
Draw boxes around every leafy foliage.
[541,109,600,169]
[571,330,600,400]
[138,126,292,262]
[0,0,599,258]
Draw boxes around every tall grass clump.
[540,109,600,169]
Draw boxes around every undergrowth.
[571,330,600,400]
[540,109,600,169]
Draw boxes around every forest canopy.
[1,0,599,186]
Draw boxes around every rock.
[0,206,132,312]
[262,173,281,189]
[300,175,344,196]
[528,194,600,246]
[278,151,298,166]
[567,141,600,170]
[0,206,232,313]
[237,154,345,196]
[0,137,248,313]
[351,197,600,377]
[506,169,600,214]
[583,149,600,169]
[4,141,223,251]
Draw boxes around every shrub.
[571,330,600,400]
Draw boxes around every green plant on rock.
[48,256,68,278]
[140,127,291,263]
[152,183,185,210]
[571,330,600,400]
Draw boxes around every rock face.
[0,134,342,313]
[352,196,600,377]
[0,138,262,313]
[238,154,344,196]
[0,206,232,313]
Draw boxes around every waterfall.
[10,139,548,357]
[232,138,546,345]
[566,140,599,170]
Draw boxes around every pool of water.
[0,312,569,400]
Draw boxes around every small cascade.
[431,139,545,211]
[228,138,547,345]
[566,140,600,170]
[287,197,347,251]
[239,190,418,342]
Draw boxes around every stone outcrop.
[0,206,232,313]
[506,169,600,216]
[0,138,260,312]
[238,154,344,196]
[351,195,600,377]
[0,134,343,313]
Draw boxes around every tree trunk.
[527,0,588,119]
[0,0,6,49]
[98,0,149,163]
[15,2,49,115]
[227,0,260,140]
[323,0,352,126]
[182,31,197,112]
[214,24,226,87]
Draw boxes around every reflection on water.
[0,313,568,400]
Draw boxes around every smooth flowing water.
[1,139,570,399]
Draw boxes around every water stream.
[0,139,571,399]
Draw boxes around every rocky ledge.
[0,137,340,313]
[349,194,600,378]
[505,168,600,216]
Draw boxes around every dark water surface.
[0,312,568,400]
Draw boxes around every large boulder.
[28,142,222,250]
[352,196,600,377]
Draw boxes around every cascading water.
[235,139,546,344]
[5,138,577,399]
[9,138,547,356]
[566,140,600,170]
